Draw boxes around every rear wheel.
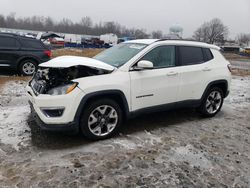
[198,87,224,117]
[80,98,123,140]
[19,59,37,76]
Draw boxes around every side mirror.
[133,60,153,70]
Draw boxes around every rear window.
[0,36,20,49]
[203,48,213,61]
[179,46,204,65]
[20,38,45,49]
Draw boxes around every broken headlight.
[47,82,78,95]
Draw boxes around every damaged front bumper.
[26,84,84,133]
[29,101,79,132]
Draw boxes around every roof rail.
[155,38,199,42]
[0,32,19,36]
[154,38,220,50]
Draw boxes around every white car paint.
[27,39,231,127]
[124,39,159,45]
[40,56,115,71]
[26,86,84,124]
[129,66,181,110]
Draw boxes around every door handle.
[167,72,178,76]
[202,67,211,71]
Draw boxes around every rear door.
[19,37,50,62]
[130,45,181,111]
[176,46,214,101]
[0,36,20,68]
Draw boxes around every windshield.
[93,43,147,67]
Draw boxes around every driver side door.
[129,45,181,111]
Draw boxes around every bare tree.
[236,33,250,46]
[80,16,93,34]
[5,12,16,28]
[80,17,93,28]
[0,15,6,27]
[208,18,228,44]
[44,17,54,31]
[133,29,149,39]
[151,30,163,39]
[0,14,157,38]
[193,18,228,44]
[193,22,211,42]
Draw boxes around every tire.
[80,98,123,140]
[198,87,224,117]
[19,59,38,76]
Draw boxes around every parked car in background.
[100,33,118,46]
[244,47,250,55]
[49,37,65,48]
[221,46,240,53]
[118,37,136,43]
[27,39,231,140]
[0,33,51,75]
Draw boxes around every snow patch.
[113,139,138,150]
[168,144,213,169]
[0,105,30,150]
[0,80,30,150]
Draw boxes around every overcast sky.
[0,0,249,38]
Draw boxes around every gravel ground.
[230,60,250,71]
[0,75,250,187]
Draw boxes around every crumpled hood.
[39,56,115,71]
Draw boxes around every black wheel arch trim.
[201,79,229,100]
[17,55,40,69]
[74,89,130,126]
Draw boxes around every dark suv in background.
[0,33,51,75]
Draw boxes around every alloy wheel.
[88,105,118,137]
[22,62,36,75]
[205,91,222,114]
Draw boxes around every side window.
[141,46,175,68]
[202,48,214,61]
[20,38,44,49]
[0,36,20,49]
[179,46,204,65]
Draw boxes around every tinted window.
[203,48,213,61]
[0,36,19,49]
[20,38,44,49]
[179,46,204,65]
[141,46,175,68]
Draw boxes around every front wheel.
[80,99,123,140]
[198,87,224,117]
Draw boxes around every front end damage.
[26,56,114,131]
[30,65,112,96]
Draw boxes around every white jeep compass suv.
[27,39,231,140]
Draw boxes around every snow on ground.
[0,76,250,187]
[0,105,30,150]
[0,81,30,150]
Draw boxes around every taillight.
[227,64,232,72]
[44,50,52,58]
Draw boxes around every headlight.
[47,83,78,95]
